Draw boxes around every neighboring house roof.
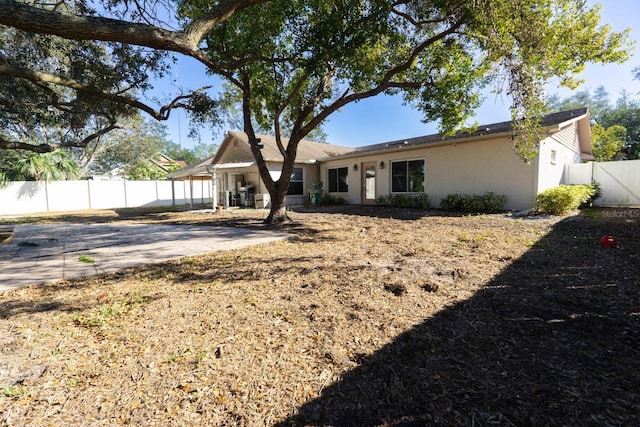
[169,130,356,178]
[149,153,186,172]
[325,107,591,160]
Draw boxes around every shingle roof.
[341,107,589,157]
[168,131,356,178]
[225,130,356,162]
[170,108,589,177]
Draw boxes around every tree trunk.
[265,181,290,224]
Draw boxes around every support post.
[212,168,218,209]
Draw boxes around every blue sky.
[153,0,640,149]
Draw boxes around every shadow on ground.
[292,204,442,220]
[277,214,640,426]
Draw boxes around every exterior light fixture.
[353,164,358,171]
[379,161,385,169]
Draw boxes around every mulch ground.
[1,205,639,426]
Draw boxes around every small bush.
[321,193,347,206]
[376,193,430,209]
[536,184,597,215]
[581,181,602,208]
[440,193,465,212]
[440,192,507,214]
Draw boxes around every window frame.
[328,166,349,193]
[287,167,304,196]
[390,158,426,194]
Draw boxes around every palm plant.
[16,150,81,181]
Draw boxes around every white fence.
[0,179,213,216]
[564,160,640,207]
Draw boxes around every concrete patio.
[0,223,292,292]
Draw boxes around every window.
[328,167,349,193]
[287,167,304,195]
[391,159,425,193]
[550,149,557,165]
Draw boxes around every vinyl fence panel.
[0,180,211,216]
[564,160,640,207]
[0,182,48,215]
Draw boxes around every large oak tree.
[0,0,631,222]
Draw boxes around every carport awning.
[170,162,256,178]
[212,162,256,170]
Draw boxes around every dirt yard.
[1,205,639,426]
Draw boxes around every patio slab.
[0,223,292,292]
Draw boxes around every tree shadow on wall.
[277,215,640,426]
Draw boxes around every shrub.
[440,193,465,212]
[581,181,602,208]
[536,184,597,215]
[440,192,507,214]
[376,193,430,209]
[321,193,346,206]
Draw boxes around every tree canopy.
[0,0,632,222]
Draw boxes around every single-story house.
[168,130,355,208]
[169,108,593,211]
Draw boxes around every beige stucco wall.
[426,137,537,210]
[322,136,540,211]
[536,124,583,194]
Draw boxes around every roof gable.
[168,131,356,178]
[214,131,355,164]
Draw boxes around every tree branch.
[391,7,448,27]
[0,0,269,57]
[0,62,210,121]
[0,0,195,52]
[300,18,466,136]
[183,0,268,47]
[0,123,121,153]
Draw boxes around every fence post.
[124,180,128,208]
[171,179,175,206]
[87,180,92,209]
[44,181,50,212]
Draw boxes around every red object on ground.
[600,236,618,248]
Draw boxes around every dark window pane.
[328,167,348,193]
[290,168,303,181]
[337,167,349,192]
[287,168,303,195]
[287,181,304,195]
[391,161,407,192]
[392,160,425,193]
[407,160,425,192]
[328,169,338,192]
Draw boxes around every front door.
[361,162,377,204]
